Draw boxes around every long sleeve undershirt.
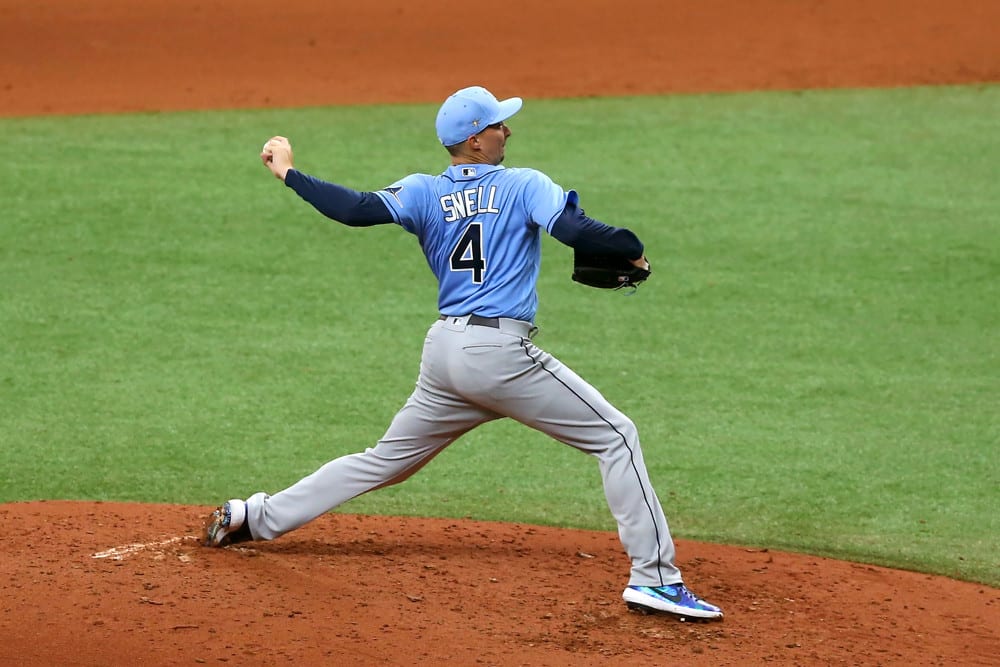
[549,201,644,259]
[285,169,394,226]
[284,168,643,258]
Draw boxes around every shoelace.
[679,586,716,609]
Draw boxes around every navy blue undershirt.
[550,198,644,258]
[284,168,644,258]
[285,169,392,227]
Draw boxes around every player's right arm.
[549,202,644,259]
[520,169,646,261]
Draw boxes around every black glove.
[571,250,651,290]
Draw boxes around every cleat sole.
[625,601,722,623]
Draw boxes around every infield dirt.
[1,1,998,665]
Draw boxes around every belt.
[438,314,500,329]
[438,314,538,339]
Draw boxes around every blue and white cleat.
[202,499,251,547]
[623,583,724,621]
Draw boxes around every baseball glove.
[571,250,651,290]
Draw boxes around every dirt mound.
[0,502,996,666]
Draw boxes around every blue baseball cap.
[435,86,523,147]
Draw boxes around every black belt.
[438,314,500,329]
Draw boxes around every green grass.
[2,85,997,586]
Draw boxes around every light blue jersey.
[374,164,576,322]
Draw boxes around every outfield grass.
[2,85,997,585]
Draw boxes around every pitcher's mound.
[1,501,996,666]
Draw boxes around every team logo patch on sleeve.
[383,186,404,205]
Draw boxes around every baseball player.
[203,86,723,621]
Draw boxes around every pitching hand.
[261,136,294,181]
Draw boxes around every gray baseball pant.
[244,315,682,587]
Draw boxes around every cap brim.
[491,97,523,124]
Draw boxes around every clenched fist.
[260,136,294,181]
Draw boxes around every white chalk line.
[91,535,198,560]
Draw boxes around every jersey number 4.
[449,222,485,283]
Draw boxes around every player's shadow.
[237,535,553,560]
[226,522,622,566]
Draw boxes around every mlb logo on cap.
[435,86,523,147]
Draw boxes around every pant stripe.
[519,339,665,585]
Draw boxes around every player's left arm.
[260,135,394,227]
[284,170,394,227]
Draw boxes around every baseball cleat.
[623,583,724,621]
[202,499,252,547]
